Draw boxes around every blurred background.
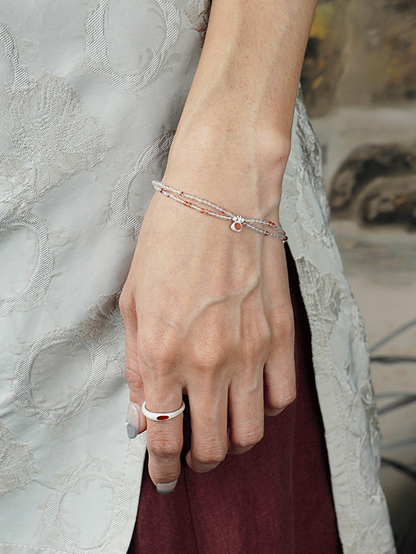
[301,1,416,552]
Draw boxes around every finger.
[263,319,296,415]
[120,295,147,437]
[227,366,264,454]
[227,291,269,452]
[185,385,228,473]
[144,383,184,493]
[262,240,296,416]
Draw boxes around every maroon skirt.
[128,246,343,554]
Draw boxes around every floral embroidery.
[296,91,331,226]
[0,208,54,316]
[330,362,382,501]
[0,71,107,204]
[109,131,174,238]
[13,328,107,424]
[80,292,126,374]
[293,164,334,248]
[43,458,130,553]
[357,380,383,500]
[294,256,342,345]
[337,513,389,554]
[0,21,29,90]
[85,0,182,93]
[12,294,124,424]
[356,423,383,500]
[0,22,107,205]
[185,0,211,48]
[0,420,36,498]
[293,93,334,248]
[348,294,369,348]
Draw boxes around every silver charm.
[231,215,244,232]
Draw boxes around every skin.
[120,0,318,489]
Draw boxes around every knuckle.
[119,290,134,319]
[148,434,182,459]
[272,389,297,410]
[124,361,144,394]
[191,339,228,372]
[124,362,139,385]
[241,337,259,361]
[234,431,264,450]
[241,333,270,362]
[194,443,227,466]
[138,323,181,369]
[272,309,295,341]
[242,318,272,359]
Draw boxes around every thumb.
[125,370,147,439]
[121,298,147,438]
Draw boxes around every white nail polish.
[156,479,178,495]
[125,402,140,439]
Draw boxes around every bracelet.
[152,181,287,241]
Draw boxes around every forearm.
[182,0,317,138]
[163,0,317,217]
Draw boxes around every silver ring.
[141,400,185,422]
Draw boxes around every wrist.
[163,122,290,219]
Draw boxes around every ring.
[141,400,186,422]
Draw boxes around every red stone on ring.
[156,415,169,421]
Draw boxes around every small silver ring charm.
[231,216,244,232]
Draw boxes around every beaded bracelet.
[152,180,287,241]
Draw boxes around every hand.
[120,181,296,493]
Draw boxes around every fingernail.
[156,479,178,495]
[125,402,140,439]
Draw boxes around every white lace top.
[0,1,395,553]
